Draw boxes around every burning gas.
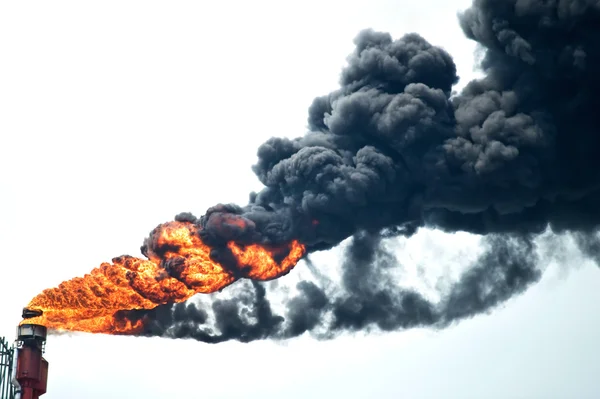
[23,221,305,334]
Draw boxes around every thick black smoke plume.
[135,0,600,342]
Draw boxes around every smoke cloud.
[134,0,600,342]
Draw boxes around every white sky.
[1,1,599,398]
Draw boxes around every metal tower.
[0,336,15,399]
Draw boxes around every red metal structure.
[12,308,49,399]
[13,324,48,399]
[0,310,50,399]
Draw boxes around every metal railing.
[0,337,15,399]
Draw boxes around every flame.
[23,221,305,334]
[228,240,306,280]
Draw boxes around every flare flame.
[23,221,305,334]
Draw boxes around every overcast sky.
[1,1,599,398]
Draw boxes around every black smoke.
[131,232,542,342]
[134,0,600,342]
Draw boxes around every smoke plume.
[123,0,600,342]
[25,0,598,341]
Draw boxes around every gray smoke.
[131,0,600,342]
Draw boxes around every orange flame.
[23,221,305,334]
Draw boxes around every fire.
[229,240,306,280]
[23,221,305,334]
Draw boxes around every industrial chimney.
[11,309,49,399]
